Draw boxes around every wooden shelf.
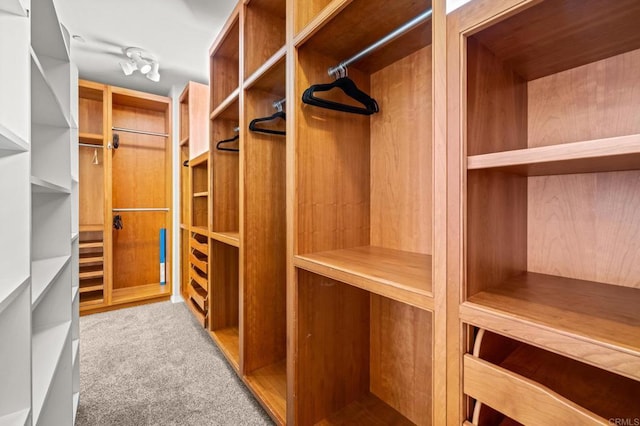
[188,282,207,311]
[0,123,29,153]
[190,267,208,292]
[191,226,209,238]
[79,224,103,233]
[464,342,640,424]
[79,292,104,309]
[78,132,103,144]
[244,47,286,90]
[467,134,640,176]
[31,176,70,194]
[32,256,71,308]
[180,135,189,146]
[210,327,240,372]
[244,360,287,425]
[210,88,240,121]
[462,272,640,382]
[193,192,209,198]
[210,231,240,248]
[79,255,103,264]
[317,393,414,425]
[111,283,171,305]
[0,408,30,426]
[79,269,103,280]
[79,240,103,249]
[190,252,208,274]
[79,282,103,294]
[295,246,433,310]
[32,321,70,424]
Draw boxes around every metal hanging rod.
[112,127,169,138]
[112,208,170,212]
[328,9,433,78]
[79,143,103,148]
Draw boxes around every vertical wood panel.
[370,295,433,425]
[211,118,240,232]
[370,46,432,254]
[528,48,640,148]
[79,147,104,226]
[296,271,370,425]
[210,242,240,329]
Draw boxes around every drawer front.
[188,281,207,312]
[190,267,208,292]
[186,297,207,328]
[190,252,208,274]
[190,237,208,255]
[463,354,606,426]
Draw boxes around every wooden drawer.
[464,330,640,426]
[186,297,207,328]
[190,251,208,274]
[190,235,208,255]
[188,281,207,312]
[190,267,208,292]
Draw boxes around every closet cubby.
[190,153,209,232]
[211,98,240,243]
[209,241,240,371]
[465,329,640,424]
[293,0,434,310]
[78,83,104,142]
[244,0,285,79]
[210,13,240,111]
[295,270,432,425]
[461,0,640,382]
[242,51,287,422]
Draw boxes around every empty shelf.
[111,283,171,305]
[79,240,103,249]
[31,176,70,194]
[79,269,103,280]
[0,408,30,426]
[79,255,103,265]
[462,272,640,381]
[295,246,433,310]
[317,393,414,425]
[210,231,240,247]
[32,321,70,423]
[467,133,640,176]
[32,256,71,307]
[0,123,28,153]
[78,132,102,144]
[210,327,240,372]
[191,226,209,237]
[193,191,209,197]
[0,276,28,316]
[245,360,287,425]
[79,281,103,293]
[79,225,103,232]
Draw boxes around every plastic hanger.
[216,133,239,152]
[249,110,286,136]
[302,75,379,116]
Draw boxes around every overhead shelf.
[78,132,103,144]
[31,256,71,308]
[210,231,240,248]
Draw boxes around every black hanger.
[216,134,239,152]
[302,76,379,116]
[249,110,286,136]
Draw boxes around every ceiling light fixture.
[120,47,160,82]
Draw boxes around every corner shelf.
[462,272,640,382]
[295,246,433,310]
[467,133,640,176]
[32,321,71,424]
[31,256,71,308]
[0,409,30,426]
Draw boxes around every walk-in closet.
[2,0,638,424]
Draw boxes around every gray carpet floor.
[76,301,273,425]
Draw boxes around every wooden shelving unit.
[78,81,173,315]
[447,0,640,423]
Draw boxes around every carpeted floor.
[76,301,273,425]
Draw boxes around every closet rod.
[112,208,169,212]
[112,127,169,138]
[327,8,433,78]
[79,143,103,148]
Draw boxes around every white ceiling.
[55,0,237,96]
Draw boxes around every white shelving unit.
[0,0,78,424]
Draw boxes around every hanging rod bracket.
[273,98,286,112]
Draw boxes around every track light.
[120,60,137,76]
[146,62,160,82]
[121,47,160,82]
